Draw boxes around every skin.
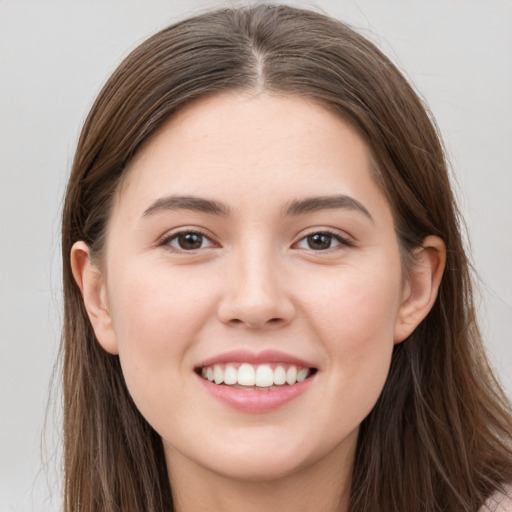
[72,92,445,512]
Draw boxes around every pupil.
[308,233,331,250]
[179,233,202,249]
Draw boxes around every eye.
[163,231,215,251]
[295,231,351,251]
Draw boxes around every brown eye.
[178,233,203,249]
[295,231,351,251]
[306,233,334,250]
[166,231,214,251]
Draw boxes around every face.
[80,93,423,483]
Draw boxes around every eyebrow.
[142,194,373,222]
[142,195,232,217]
[283,195,373,221]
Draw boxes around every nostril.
[245,317,284,328]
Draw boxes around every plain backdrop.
[1,1,511,510]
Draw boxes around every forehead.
[113,92,389,220]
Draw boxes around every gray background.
[1,1,511,510]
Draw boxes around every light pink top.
[480,486,512,511]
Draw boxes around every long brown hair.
[61,5,512,511]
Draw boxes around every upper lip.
[196,349,317,369]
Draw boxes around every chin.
[202,450,313,483]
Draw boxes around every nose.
[217,247,296,329]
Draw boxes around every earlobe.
[394,236,446,343]
[70,241,119,355]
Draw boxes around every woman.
[61,4,512,511]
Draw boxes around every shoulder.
[480,485,512,512]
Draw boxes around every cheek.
[108,261,217,346]
[105,265,217,409]
[302,263,401,408]
[305,261,402,342]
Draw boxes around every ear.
[394,236,446,343]
[70,241,119,354]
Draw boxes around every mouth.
[196,362,317,390]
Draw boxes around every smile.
[195,350,318,412]
[199,363,315,389]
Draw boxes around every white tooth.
[286,365,297,385]
[255,364,274,387]
[224,364,237,385]
[273,365,286,385]
[206,367,214,382]
[237,363,256,386]
[201,367,208,379]
[297,368,309,382]
[214,364,224,384]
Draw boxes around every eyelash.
[159,230,217,252]
[294,230,354,251]
[159,229,354,253]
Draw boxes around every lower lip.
[196,373,315,413]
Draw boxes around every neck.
[165,433,356,512]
